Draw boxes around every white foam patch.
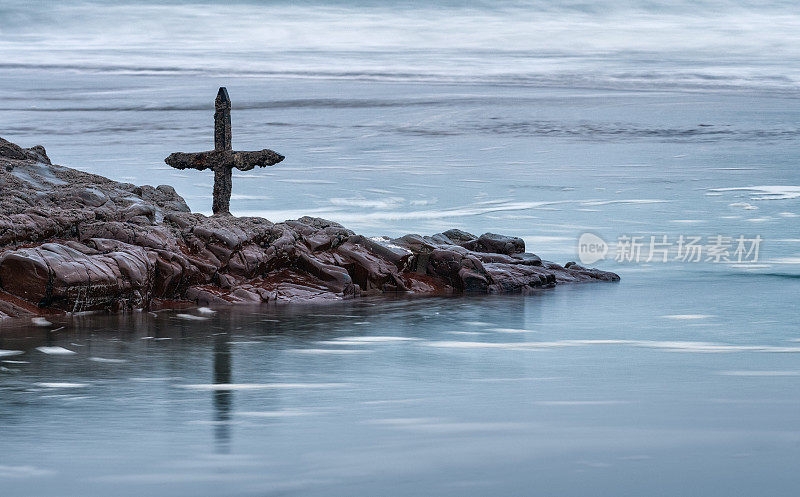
[176,383,349,390]
[31,317,52,327]
[580,199,667,206]
[472,377,561,382]
[320,336,422,345]
[35,346,76,355]
[0,350,23,357]
[485,328,538,333]
[361,398,427,405]
[371,418,528,433]
[235,410,312,417]
[238,200,559,223]
[197,307,216,315]
[661,314,715,320]
[633,341,800,353]
[535,400,630,406]
[717,371,800,376]
[710,186,800,200]
[88,357,127,363]
[767,257,800,264]
[425,339,800,354]
[176,314,209,321]
[425,341,542,350]
[463,321,493,326]
[276,179,336,184]
[287,349,371,354]
[34,382,88,388]
[729,202,759,210]
[0,465,56,478]
[446,331,488,336]
[330,197,406,209]
[130,377,182,382]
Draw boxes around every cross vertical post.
[214,87,232,151]
[213,87,233,215]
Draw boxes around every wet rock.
[0,137,619,318]
[461,232,525,255]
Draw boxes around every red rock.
[0,137,619,318]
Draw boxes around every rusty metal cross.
[165,87,284,215]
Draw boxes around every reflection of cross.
[165,87,285,215]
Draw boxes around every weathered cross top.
[165,87,284,215]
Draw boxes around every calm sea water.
[1,1,800,495]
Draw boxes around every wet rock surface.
[0,137,618,318]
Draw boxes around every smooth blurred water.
[2,1,800,495]
[2,274,800,496]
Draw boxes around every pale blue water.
[1,1,800,495]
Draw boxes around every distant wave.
[5,113,797,143]
[1,1,799,93]
[1,63,798,94]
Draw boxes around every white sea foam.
[535,400,631,406]
[197,307,216,315]
[361,398,427,405]
[485,328,538,333]
[35,346,76,355]
[426,338,800,354]
[729,202,758,210]
[287,349,371,355]
[580,199,667,206]
[176,314,209,321]
[0,350,23,357]
[710,186,800,200]
[88,357,127,363]
[235,410,312,418]
[370,418,528,433]
[472,377,560,382]
[34,382,88,388]
[276,179,336,184]
[31,317,52,327]
[176,383,349,391]
[323,336,421,344]
[717,370,800,376]
[767,257,800,264]
[661,314,715,320]
[330,197,406,209]
[0,464,56,478]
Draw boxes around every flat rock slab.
[0,137,618,318]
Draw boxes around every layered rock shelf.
[0,137,618,318]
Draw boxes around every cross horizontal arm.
[230,150,285,171]
[165,149,285,171]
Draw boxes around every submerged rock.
[0,137,618,318]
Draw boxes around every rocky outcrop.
[0,137,618,318]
